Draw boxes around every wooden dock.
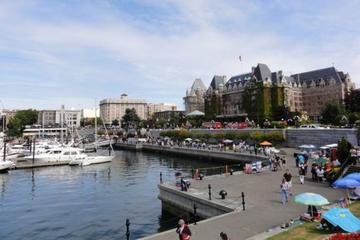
[14,160,70,169]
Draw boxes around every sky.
[0,0,359,110]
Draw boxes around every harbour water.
[0,150,220,240]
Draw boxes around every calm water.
[0,150,219,240]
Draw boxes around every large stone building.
[202,63,355,122]
[183,78,207,114]
[99,94,147,125]
[38,107,82,128]
[147,103,177,119]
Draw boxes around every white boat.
[69,155,113,166]
[0,160,15,172]
[24,147,86,163]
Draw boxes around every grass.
[267,201,360,240]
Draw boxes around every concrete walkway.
[141,148,347,240]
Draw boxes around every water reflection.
[0,150,220,239]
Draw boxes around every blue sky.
[0,0,359,110]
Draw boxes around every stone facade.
[100,94,147,125]
[202,63,355,121]
[147,103,177,119]
[183,78,207,114]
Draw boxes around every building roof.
[291,67,344,85]
[209,75,226,90]
[100,95,146,104]
[188,78,206,96]
[253,63,272,81]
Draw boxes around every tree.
[7,109,38,137]
[345,89,360,113]
[320,100,345,125]
[112,119,119,126]
[121,108,140,129]
[337,137,352,164]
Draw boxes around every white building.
[38,107,82,128]
[81,108,100,119]
[147,103,177,119]
[99,94,147,125]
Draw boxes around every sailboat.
[69,102,114,166]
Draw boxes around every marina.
[0,149,222,239]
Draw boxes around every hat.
[178,219,185,225]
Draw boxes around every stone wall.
[285,128,358,148]
[149,128,359,148]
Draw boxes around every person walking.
[176,219,191,240]
[280,178,289,204]
[283,169,293,195]
[299,164,305,184]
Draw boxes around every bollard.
[160,172,163,184]
[225,165,228,175]
[208,184,212,200]
[126,218,130,240]
[193,204,197,225]
[241,192,245,210]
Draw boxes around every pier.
[114,143,268,164]
[140,148,347,240]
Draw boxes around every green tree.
[7,109,38,137]
[345,89,360,112]
[112,119,119,126]
[320,100,345,125]
[337,137,352,164]
[121,108,141,129]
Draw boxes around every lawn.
[267,201,360,240]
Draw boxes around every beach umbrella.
[344,173,360,182]
[259,141,272,146]
[294,192,330,206]
[322,208,360,233]
[332,178,360,189]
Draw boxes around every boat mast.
[94,99,97,151]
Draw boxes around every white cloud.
[0,0,359,110]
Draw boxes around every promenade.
[141,148,347,240]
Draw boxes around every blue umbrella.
[294,192,330,206]
[332,178,360,189]
[344,173,360,182]
[322,208,360,233]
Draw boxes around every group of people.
[270,154,287,171]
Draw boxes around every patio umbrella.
[294,192,330,206]
[344,173,360,182]
[322,208,360,233]
[223,139,233,143]
[298,144,316,149]
[184,138,192,142]
[259,141,272,146]
[332,178,360,189]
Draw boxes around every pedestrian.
[299,164,305,184]
[280,178,289,204]
[316,167,324,182]
[269,157,273,171]
[281,157,287,169]
[220,232,230,240]
[283,169,293,195]
[176,219,191,240]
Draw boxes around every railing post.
[193,204,197,225]
[208,184,212,200]
[126,218,130,240]
[241,192,245,210]
[160,172,163,184]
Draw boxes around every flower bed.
[329,233,360,240]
